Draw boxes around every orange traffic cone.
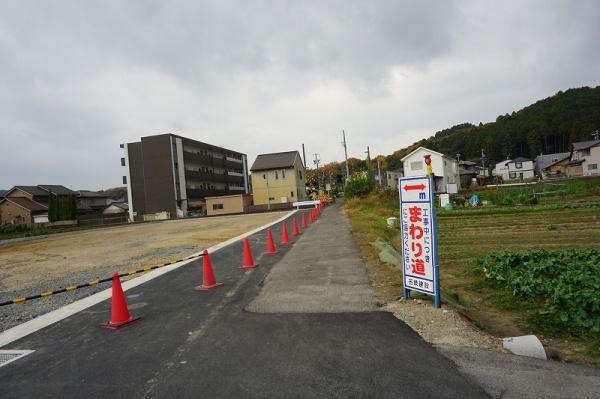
[100,273,141,330]
[265,227,277,254]
[195,250,223,290]
[241,237,258,269]
[301,213,308,228]
[281,223,290,245]
[292,217,300,236]
[308,211,313,224]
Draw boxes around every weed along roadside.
[344,185,600,366]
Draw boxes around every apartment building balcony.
[225,174,245,183]
[183,151,213,165]
[184,170,214,181]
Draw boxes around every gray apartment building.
[121,133,249,220]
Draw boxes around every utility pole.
[313,153,321,193]
[377,158,382,187]
[481,149,486,178]
[302,144,307,169]
[365,146,371,171]
[342,130,350,181]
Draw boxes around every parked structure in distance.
[250,151,307,207]
[401,147,460,193]
[205,193,253,216]
[121,133,249,221]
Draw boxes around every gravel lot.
[0,212,287,331]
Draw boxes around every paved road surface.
[0,206,488,398]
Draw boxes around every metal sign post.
[399,155,441,308]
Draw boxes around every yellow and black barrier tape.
[0,253,204,307]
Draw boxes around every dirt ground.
[0,212,287,293]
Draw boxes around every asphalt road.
[0,207,488,398]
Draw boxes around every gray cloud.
[0,0,598,189]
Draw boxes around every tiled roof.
[77,190,108,198]
[13,185,49,196]
[572,140,600,151]
[38,185,77,195]
[535,153,570,170]
[1,197,48,212]
[250,151,301,171]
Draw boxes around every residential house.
[0,184,77,226]
[103,202,129,215]
[506,157,535,180]
[535,153,570,177]
[121,133,249,220]
[250,151,307,206]
[401,147,460,192]
[534,153,570,178]
[0,196,48,225]
[566,140,600,177]
[493,159,511,180]
[385,169,403,190]
[205,194,253,216]
[77,190,110,214]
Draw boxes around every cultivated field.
[0,212,287,331]
[345,192,600,365]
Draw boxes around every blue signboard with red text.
[399,175,441,307]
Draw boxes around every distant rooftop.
[250,151,301,171]
[572,139,600,151]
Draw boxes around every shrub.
[479,249,600,335]
[344,171,374,198]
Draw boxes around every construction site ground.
[0,212,286,331]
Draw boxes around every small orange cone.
[281,223,290,245]
[241,237,258,269]
[265,227,277,254]
[301,213,308,228]
[308,211,313,224]
[100,273,140,330]
[292,217,300,236]
[195,250,223,290]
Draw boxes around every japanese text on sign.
[400,176,436,295]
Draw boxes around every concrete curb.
[0,210,297,348]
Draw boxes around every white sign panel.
[399,176,437,295]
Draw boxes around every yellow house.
[250,151,307,206]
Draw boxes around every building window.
[515,162,522,169]
[275,171,279,179]
[410,161,423,171]
[282,170,285,179]
[589,164,598,170]
[119,143,124,148]
[122,176,127,184]
[290,191,294,198]
[298,170,303,179]
[509,172,516,179]
[212,203,224,210]
[121,157,126,166]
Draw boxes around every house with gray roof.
[567,139,600,177]
[250,151,307,206]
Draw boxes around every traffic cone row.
[101,213,317,331]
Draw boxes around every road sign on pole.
[399,174,441,308]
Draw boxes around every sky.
[1,1,599,190]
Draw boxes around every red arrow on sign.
[403,183,426,191]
